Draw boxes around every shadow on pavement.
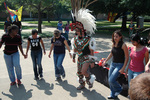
[31,78,54,95]
[2,84,33,100]
[81,87,106,100]
[56,80,79,97]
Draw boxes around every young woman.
[102,30,129,99]
[125,34,149,87]
[0,25,26,85]
[26,29,46,80]
[48,29,71,80]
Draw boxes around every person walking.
[4,16,12,33]
[57,20,63,33]
[125,33,149,87]
[48,29,71,80]
[0,25,26,85]
[12,17,22,38]
[102,30,129,99]
[26,29,46,80]
[64,21,70,40]
[128,20,135,41]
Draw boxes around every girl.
[125,33,149,87]
[0,25,26,85]
[26,29,46,80]
[48,29,71,80]
[102,30,129,99]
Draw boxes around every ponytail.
[131,33,144,45]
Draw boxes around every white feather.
[75,9,96,34]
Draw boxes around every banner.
[107,12,117,22]
[4,2,23,22]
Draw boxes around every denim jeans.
[108,62,123,97]
[128,68,144,87]
[4,52,22,82]
[53,53,65,78]
[31,49,43,78]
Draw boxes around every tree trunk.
[121,13,127,31]
[38,2,42,33]
[47,11,50,23]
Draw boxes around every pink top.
[129,47,148,72]
[65,25,69,31]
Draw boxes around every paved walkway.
[0,22,130,100]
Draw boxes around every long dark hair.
[131,33,144,45]
[7,25,18,34]
[112,30,123,47]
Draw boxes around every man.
[70,0,97,90]
[12,17,22,37]
[4,16,12,33]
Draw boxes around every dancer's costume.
[70,0,97,89]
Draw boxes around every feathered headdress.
[70,0,97,35]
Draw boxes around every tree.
[5,0,55,33]
[127,0,150,17]
[92,0,150,30]
[24,0,54,33]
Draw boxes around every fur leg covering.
[85,74,96,88]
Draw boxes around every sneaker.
[62,73,65,79]
[56,77,61,81]
[107,96,118,99]
[114,88,123,96]
[16,79,21,85]
[34,77,39,80]
[40,74,43,78]
[10,82,16,86]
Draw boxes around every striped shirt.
[0,34,22,55]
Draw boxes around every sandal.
[77,84,85,90]
[86,81,93,88]
[88,83,93,88]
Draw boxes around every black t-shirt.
[51,35,65,54]
[0,34,22,55]
[4,21,12,29]
[12,21,22,29]
[28,35,42,51]
[111,42,125,63]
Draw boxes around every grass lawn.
[27,21,150,37]
[0,22,37,30]
[21,31,53,39]
[1,20,150,38]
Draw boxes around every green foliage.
[0,22,37,30]
[59,0,72,11]
[21,31,53,39]
[0,22,4,30]
[126,0,150,16]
